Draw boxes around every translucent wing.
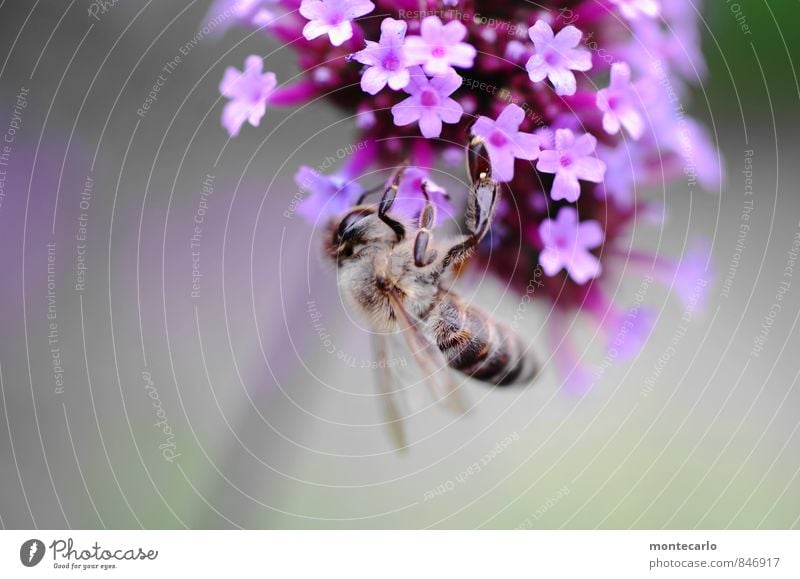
[371,332,408,451]
[387,290,468,416]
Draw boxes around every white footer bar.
[1,530,797,578]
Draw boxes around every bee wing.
[387,290,468,416]
[371,332,409,451]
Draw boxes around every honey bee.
[325,136,539,448]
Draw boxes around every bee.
[325,136,539,448]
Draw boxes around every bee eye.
[335,209,371,245]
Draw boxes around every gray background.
[0,0,798,528]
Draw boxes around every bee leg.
[467,133,492,186]
[439,138,498,270]
[378,168,407,241]
[413,181,439,267]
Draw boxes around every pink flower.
[525,20,592,96]
[404,16,476,76]
[352,18,410,95]
[537,128,606,202]
[299,0,375,47]
[538,206,604,284]
[609,0,660,20]
[390,67,463,139]
[470,104,541,183]
[596,143,642,208]
[390,167,452,224]
[218,55,277,137]
[295,166,365,222]
[596,62,644,139]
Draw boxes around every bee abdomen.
[432,297,537,386]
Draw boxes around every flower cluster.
[212,0,722,391]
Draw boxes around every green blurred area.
[705,0,800,116]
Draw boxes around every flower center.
[420,89,439,107]
[489,131,508,148]
[559,154,573,168]
[544,51,560,66]
[432,45,446,58]
[607,95,620,110]
[553,235,570,249]
[383,53,401,71]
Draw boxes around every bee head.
[325,206,380,263]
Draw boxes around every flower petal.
[536,150,561,174]
[386,68,410,91]
[299,0,326,20]
[360,66,389,95]
[391,97,422,126]
[551,170,581,202]
[219,67,243,98]
[430,70,462,96]
[554,25,583,49]
[574,157,606,183]
[418,110,443,138]
[303,19,330,40]
[488,145,515,182]
[548,67,577,96]
[511,132,541,161]
[327,21,354,46]
[343,0,375,19]
[528,20,554,48]
[437,98,464,123]
[222,101,249,137]
[578,220,604,249]
[539,247,564,276]
[447,43,477,68]
[568,250,602,284]
[526,55,548,82]
[496,103,525,131]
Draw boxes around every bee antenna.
[355,183,386,205]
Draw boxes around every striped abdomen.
[430,294,538,386]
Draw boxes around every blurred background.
[0,0,798,529]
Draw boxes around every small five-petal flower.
[525,20,592,96]
[470,104,541,183]
[219,55,277,137]
[537,128,606,202]
[299,0,375,47]
[352,18,410,94]
[404,16,477,76]
[538,206,604,284]
[596,62,644,139]
[391,67,463,138]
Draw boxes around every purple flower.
[390,167,452,224]
[610,0,660,20]
[299,0,375,47]
[596,62,644,139]
[352,18,410,95]
[537,128,606,202]
[470,104,541,183]
[596,143,642,208]
[295,166,365,223]
[404,16,477,76]
[391,67,463,139]
[218,55,277,137]
[538,206,604,284]
[526,20,592,96]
